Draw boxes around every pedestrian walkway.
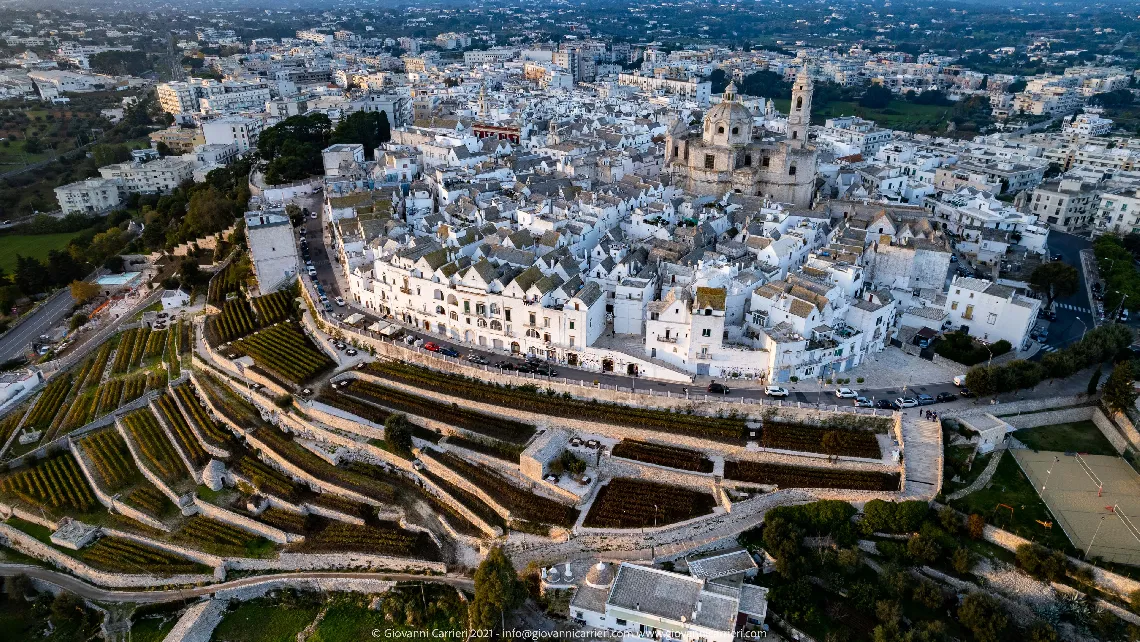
[901,413,944,498]
[1055,302,1091,314]
[946,449,1005,501]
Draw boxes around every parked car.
[764,386,789,398]
[307,267,317,277]
[853,396,873,407]
[708,382,731,395]
[936,392,957,402]
[310,212,318,219]
[334,342,347,351]
[422,342,440,352]
[916,394,935,406]
[438,347,459,358]
[949,255,958,263]
[345,348,358,357]
[895,397,918,408]
[334,296,345,306]
[534,365,558,376]
[1052,254,1064,262]
[874,399,894,409]
[834,387,857,398]
[467,354,490,365]
[403,335,417,345]
[495,360,517,370]
[958,387,973,397]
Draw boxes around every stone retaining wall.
[193,499,298,545]
[601,455,719,495]
[418,449,513,521]
[946,395,1088,420]
[149,400,205,483]
[415,474,501,539]
[67,436,169,532]
[168,381,231,460]
[162,599,225,642]
[997,404,1127,454]
[113,417,189,506]
[224,552,445,574]
[212,576,396,601]
[1108,410,1140,450]
[0,522,213,588]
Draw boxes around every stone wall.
[67,437,169,532]
[193,499,298,545]
[305,400,386,439]
[225,552,445,574]
[0,523,213,588]
[212,576,396,601]
[1108,410,1140,450]
[418,449,513,520]
[946,395,1088,420]
[415,473,501,538]
[162,599,226,642]
[149,399,205,483]
[601,454,719,495]
[113,417,188,505]
[169,381,231,460]
[996,404,1128,454]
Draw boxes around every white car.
[764,386,789,398]
[895,397,918,408]
[834,387,856,398]
[334,296,345,306]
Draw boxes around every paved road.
[0,564,473,604]
[0,289,74,363]
[1040,231,1096,354]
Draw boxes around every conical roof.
[585,562,614,588]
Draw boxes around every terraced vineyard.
[251,425,395,503]
[420,468,505,530]
[95,379,123,415]
[121,373,148,405]
[173,515,270,557]
[144,329,167,360]
[257,508,310,533]
[155,393,209,467]
[363,361,745,443]
[231,455,300,501]
[724,460,901,491]
[166,324,181,379]
[123,485,172,517]
[172,382,232,448]
[583,478,716,528]
[207,298,257,343]
[80,429,137,492]
[24,375,72,432]
[80,537,207,575]
[120,409,189,486]
[611,440,714,473]
[233,322,334,384]
[80,344,113,390]
[128,327,151,369]
[112,328,141,374]
[58,392,99,434]
[291,521,439,559]
[432,450,578,527]
[343,379,535,444]
[760,420,882,459]
[0,454,97,513]
[208,259,249,305]
[250,288,297,325]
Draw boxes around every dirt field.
[1013,449,1140,565]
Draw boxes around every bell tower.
[788,65,813,149]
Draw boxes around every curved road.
[0,565,473,603]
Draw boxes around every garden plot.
[1013,449,1140,565]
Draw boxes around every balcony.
[656,335,678,343]
[399,287,412,295]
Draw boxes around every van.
[953,374,969,387]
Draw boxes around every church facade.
[664,68,818,208]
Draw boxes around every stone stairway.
[901,415,943,498]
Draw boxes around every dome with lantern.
[702,82,753,147]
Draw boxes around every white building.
[618,72,712,104]
[54,177,122,214]
[245,210,298,293]
[943,276,1040,350]
[202,116,262,153]
[1063,113,1114,138]
[1095,189,1140,236]
[1030,178,1099,232]
[98,157,194,195]
[571,561,767,642]
[818,116,893,157]
[0,368,42,414]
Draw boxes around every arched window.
[450,311,459,321]
[717,126,724,134]
[435,305,445,314]
[792,130,798,140]
[526,328,541,338]
[796,96,803,110]
[477,318,488,328]
[789,164,797,176]
[447,294,458,306]
[731,126,739,135]
[490,320,503,331]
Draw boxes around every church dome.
[703,83,753,146]
[585,562,614,588]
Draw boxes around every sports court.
[1012,449,1140,565]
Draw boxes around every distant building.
[201,116,262,153]
[98,157,194,195]
[149,126,206,154]
[54,177,122,214]
[1030,177,1098,232]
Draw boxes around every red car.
[423,342,440,352]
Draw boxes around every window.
[543,317,550,327]
[569,336,575,347]
[529,312,536,325]
[505,309,511,322]
[987,312,997,325]
[463,301,470,314]
[716,125,724,134]
[704,154,715,169]
[951,301,958,310]
[744,154,751,166]
[616,619,627,627]
[796,96,803,110]
[789,164,797,176]
[964,304,974,320]
[762,156,770,167]
[792,130,798,140]
[702,328,711,337]
[490,320,502,331]
[569,321,575,330]
[731,126,739,135]
[450,311,459,321]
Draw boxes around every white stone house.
[160,288,191,311]
[943,276,1040,351]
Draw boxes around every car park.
[916,394,935,405]
[764,386,789,397]
[853,396,873,407]
[708,382,731,394]
[895,397,918,408]
[936,392,957,402]
[834,387,856,398]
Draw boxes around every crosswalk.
[1039,344,1058,353]
[1054,303,1091,314]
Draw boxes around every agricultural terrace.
[362,361,746,443]
[77,428,137,492]
[172,382,233,449]
[232,321,334,384]
[23,375,72,432]
[610,440,714,473]
[155,393,210,467]
[725,460,901,491]
[420,467,506,530]
[760,415,886,459]
[207,298,258,344]
[80,537,209,575]
[171,515,275,558]
[249,424,396,503]
[250,288,298,325]
[289,521,440,559]
[207,258,250,305]
[443,434,524,463]
[0,453,98,516]
[231,453,302,503]
[583,478,717,528]
[193,370,264,429]
[430,449,579,528]
[342,378,536,444]
[120,408,192,488]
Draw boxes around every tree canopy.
[257,113,332,185]
[1028,261,1079,310]
[468,547,525,632]
[330,110,392,157]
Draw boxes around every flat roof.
[95,272,142,286]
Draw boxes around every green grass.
[773,98,953,131]
[1012,421,1120,456]
[311,585,467,642]
[212,597,321,642]
[949,455,1074,552]
[0,231,84,274]
[129,614,179,642]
